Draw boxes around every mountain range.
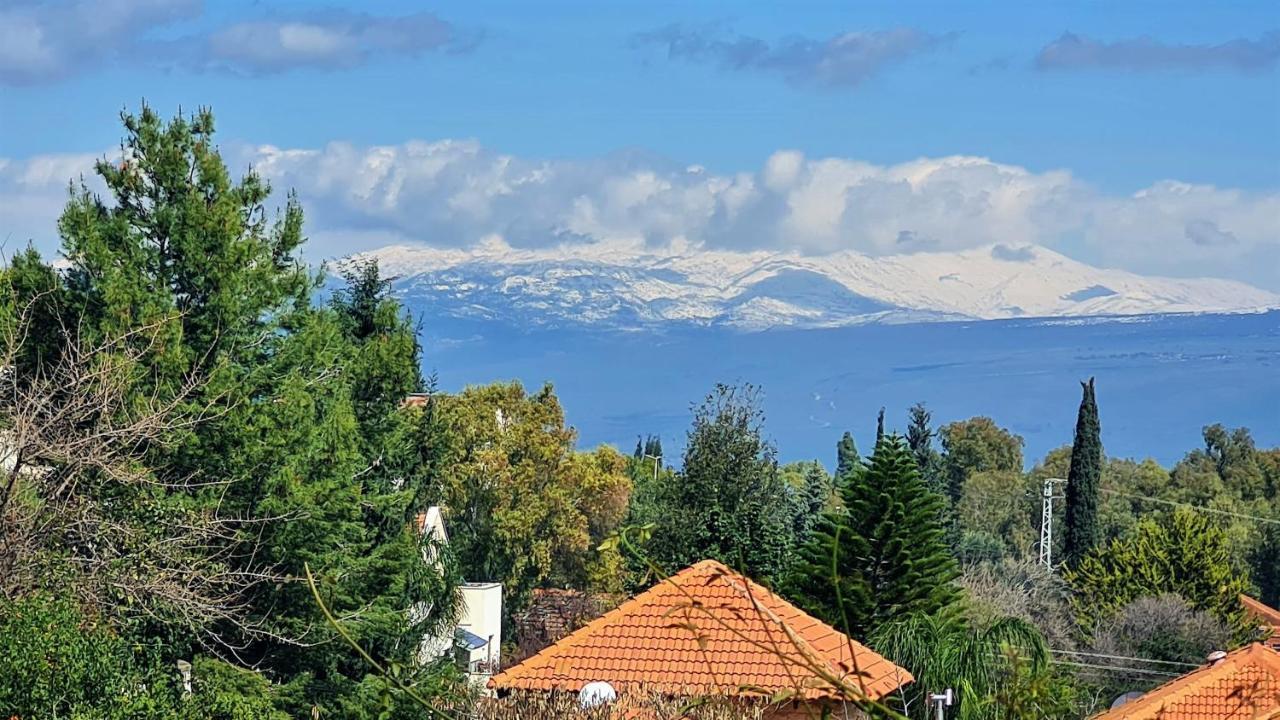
[356,241,1277,331]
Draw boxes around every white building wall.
[459,582,503,682]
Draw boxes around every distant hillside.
[354,241,1277,332]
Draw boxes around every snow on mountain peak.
[352,241,1278,331]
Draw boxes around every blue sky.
[2,0,1278,287]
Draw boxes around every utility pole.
[643,453,661,483]
[929,689,953,720]
[1039,478,1068,569]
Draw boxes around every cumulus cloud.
[0,0,198,85]
[1037,31,1280,72]
[3,141,1278,290]
[631,24,950,87]
[0,1,474,84]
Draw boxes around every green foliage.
[644,383,793,584]
[1065,509,1253,639]
[956,470,1038,560]
[429,382,633,609]
[0,594,180,719]
[905,402,943,495]
[3,106,463,716]
[940,417,1025,504]
[780,460,833,546]
[1064,378,1103,565]
[983,653,1079,720]
[1251,523,1280,607]
[788,435,959,638]
[835,430,864,484]
[872,612,1050,720]
[184,656,292,720]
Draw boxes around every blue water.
[419,311,1280,469]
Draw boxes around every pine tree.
[1063,377,1102,566]
[788,435,959,638]
[27,106,459,715]
[876,407,886,445]
[906,402,943,495]
[835,431,862,484]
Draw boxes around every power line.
[1100,488,1280,526]
[1051,659,1183,678]
[1050,648,1202,669]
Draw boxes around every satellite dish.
[1110,691,1145,709]
[579,681,618,708]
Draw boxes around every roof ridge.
[488,559,911,700]
[1094,643,1280,719]
[1243,594,1280,624]
[489,569,689,683]
[717,566,890,693]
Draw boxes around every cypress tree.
[835,431,862,483]
[1064,377,1102,566]
[787,435,959,638]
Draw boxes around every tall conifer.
[788,435,958,638]
[1064,377,1102,565]
[835,431,862,483]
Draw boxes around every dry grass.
[470,690,767,720]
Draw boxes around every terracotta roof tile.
[488,559,912,701]
[1091,643,1280,720]
[1242,595,1280,648]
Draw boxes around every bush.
[0,594,181,719]
[1085,594,1232,702]
[959,558,1079,652]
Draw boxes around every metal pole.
[643,453,661,483]
[929,689,953,720]
[1040,478,1067,570]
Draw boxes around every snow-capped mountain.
[354,241,1279,331]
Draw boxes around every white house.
[415,507,503,687]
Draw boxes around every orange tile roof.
[488,559,912,702]
[1092,643,1280,720]
[1242,595,1280,647]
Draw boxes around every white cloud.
[0,0,199,85]
[0,1,475,84]
[198,10,473,75]
[3,141,1277,290]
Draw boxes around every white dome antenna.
[579,681,617,708]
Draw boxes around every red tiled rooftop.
[1091,643,1280,720]
[488,559,912,702]
[1242,595,1280,648]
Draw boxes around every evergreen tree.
[1250,523,1280,608]
[15,106,460,715]
[906,402,943,495]
[780,461,833,548]
[787,435,959,638]
[1064,377,1102,566]
[647,383,793,583]
[876,407,886,445]
[1065,509,1253,640]
[835,431,863,484]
